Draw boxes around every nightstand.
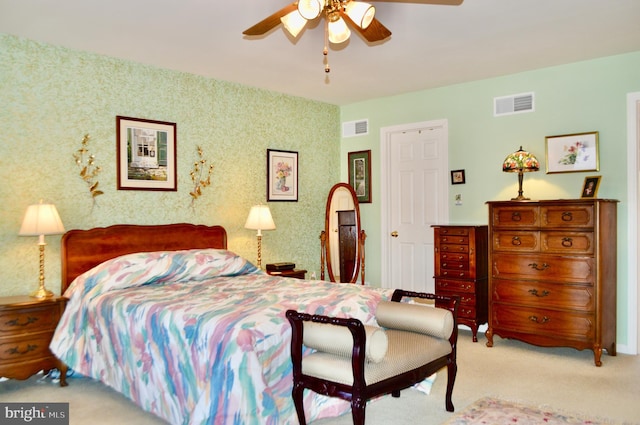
[267,269,307,279]
[0,295,68,386]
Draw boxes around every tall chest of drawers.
[485,199,618,366]
[433,225,488,342]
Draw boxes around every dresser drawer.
[439,235,469,246]
[492,231,539,252]
[439,243,469,253]
[440,252,469,262]
[436,279,476,293]
[436,290,477,319]
[541,232,594,254]
[492,279,594,311]
[440,259,469,272]
[0,332,55,363]
[0,305,60,335]
[437,227,469,236]
[541,205,594,228]
[492,253,594,283]
[491,206,539,227]
[491,304,594,341]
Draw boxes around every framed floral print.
[267,149,298,201]
[545,131,599,174]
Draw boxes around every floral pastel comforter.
[50,249,392,425]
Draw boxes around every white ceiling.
[1,0,639,105]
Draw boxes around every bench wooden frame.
[286,289,459,425]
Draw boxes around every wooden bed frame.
[61,223,227,293]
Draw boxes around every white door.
[380,120,449,292]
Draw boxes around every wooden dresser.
[433,225,488,342]
[485,199,618,366]
[0,295,68,385]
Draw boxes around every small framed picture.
[451,169,465,185]
[267,149,298,201]
[581,176,601,198]
[116,116,177,191]
[546,131,599,174]
[348,150,371,203]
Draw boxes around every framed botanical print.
[267,149,298,201]
[546,131,599,174]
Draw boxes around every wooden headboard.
[61,223,228,292]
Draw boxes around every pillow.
[303,321,388,363]
[376,300,454,340]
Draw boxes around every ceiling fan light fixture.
[345,1,375,29]
[327,14,351,44]
[281,10,307,38]
[297,0,323,20]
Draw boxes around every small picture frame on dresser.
[581,176,601,198]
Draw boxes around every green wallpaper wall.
[0,34,340,296]
[341,51,640,349]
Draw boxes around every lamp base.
[511,195,531,201]
[30,285,54,299]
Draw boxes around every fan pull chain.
[324,14,330,73]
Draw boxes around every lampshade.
[327,14,351,44]
[19,202,65,239]
[19,201,65,298]
[345,1,375,29]
[281,10,308,38]
[502,146,540,173]
[502,146,540,201]
[244,205,276,236]
[298,0,322,20]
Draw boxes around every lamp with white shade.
[244,205,276,269]
[19,201,65,298]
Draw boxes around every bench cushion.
[303,321,388,363]
[302,330,452,386]
[376,301,454,340]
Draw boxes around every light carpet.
[443,397,638,425]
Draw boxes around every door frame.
[626,91,640,355]
[379,119,449,288]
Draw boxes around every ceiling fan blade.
[243,3,298,36]
[342,13,392,42]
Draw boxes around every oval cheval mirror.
[320,183,366,284]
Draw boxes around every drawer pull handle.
[528,289,550,297]
[562,211,573,221]
[511,236,522,246]
[561,237,573,247]
[511,212,522,221]
[528,262,549,271]
[6,316,39,327]
[7,344,38,355]
[528,315,550,324]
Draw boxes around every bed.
[50,223,394,425]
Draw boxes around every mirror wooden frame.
[320,183,366,284]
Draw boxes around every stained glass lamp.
[502,146,540,200]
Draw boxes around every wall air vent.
[494,92,535,117]
[342,119,369,137]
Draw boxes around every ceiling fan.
[243,0,461,73]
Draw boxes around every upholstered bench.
[286,289,459,425]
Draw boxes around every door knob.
[391,231,399,237]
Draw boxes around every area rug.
[442,397,633,425]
